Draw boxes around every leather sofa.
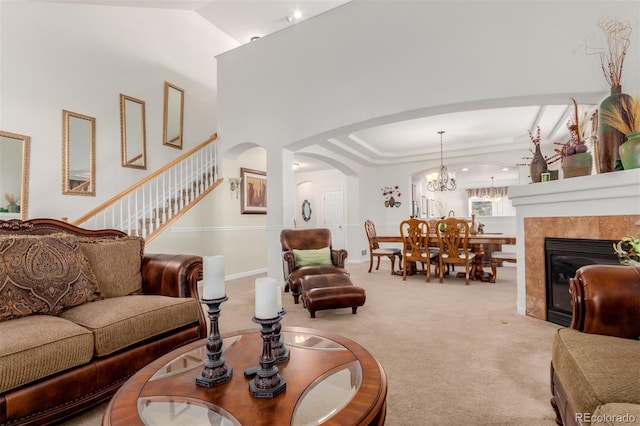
[0,218,207,426]
[550,264,640,426]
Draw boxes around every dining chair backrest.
[364,220,380,251]
[436,217,471,260]
[400,217,429,259]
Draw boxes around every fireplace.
[544,237,619,326]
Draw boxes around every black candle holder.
[271,309,290,364]
[196,295,233,388]
[246,315,286,398]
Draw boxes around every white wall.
[0,1,237,220]
[2,1,638,283]
[216,0,640,279]
[295,169,347,228]
[147,146,268,278]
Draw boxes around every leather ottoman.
[298,273,366,318]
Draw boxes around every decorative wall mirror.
[0,130,30,219]
[162,82,184,149]
[63,110,96,196]
[301,199,312,222]
[120,94,147,169]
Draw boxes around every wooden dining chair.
[399,217,439,282]
[364,220,402,274]
[436,217,476,285]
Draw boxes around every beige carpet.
[61,261,560,426]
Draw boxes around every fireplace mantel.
[508,168,640,319]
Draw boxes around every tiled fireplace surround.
[509,168,640,321]
[523,214,640,320]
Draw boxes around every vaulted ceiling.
[49,0,601,186]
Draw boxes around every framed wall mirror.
[0,130,30,219]
[63,110,96,196]
[120,94,147,169]
[162,81,184,149]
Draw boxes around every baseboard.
[226,268,268,281]
[197,269,267,292]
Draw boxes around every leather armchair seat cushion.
[0,315,94,393]
[552,328,640,417]
[288,266,349,293]
[61,295,200,357]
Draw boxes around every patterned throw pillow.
[0,234,103,322]
[78,236,144,297]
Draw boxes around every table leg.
[472,243,492,282]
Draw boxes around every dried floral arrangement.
[3,193,18,205]
[517,126,561,166]
[599,96,640,136]
[552,99,592,159]
[613,235,640,266]
[593,19,632,88]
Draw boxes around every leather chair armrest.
[332,249,348,268]
[141,253,202,299]
[569,264,640,340]
[282,251,296,280]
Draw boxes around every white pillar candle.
[203,255,225,299]
[255,277,278,319]
[276,285,283,312]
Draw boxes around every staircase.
[73,134,222,242]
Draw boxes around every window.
[471,201,492,217]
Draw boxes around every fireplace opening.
[544,237,618,326]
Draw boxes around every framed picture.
[240,168,267,214]
[421,196,428,218]
[471,201,492,217]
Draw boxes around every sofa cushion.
[552,328,640,418]
[0,315,94,393]
[293,247,332,267]
[79,236,144,297]
[61,295,200,356]
[0,234,103,322]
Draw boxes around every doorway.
[323,189,344,248]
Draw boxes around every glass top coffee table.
[102,326,387,425]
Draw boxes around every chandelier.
[486,176,502,201]
[426,130,456,192]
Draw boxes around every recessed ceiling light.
[286,9,303,22]
[250,36,261,42]
[502,167,509,171]
[293,162,300,169]
[461,167,469,172]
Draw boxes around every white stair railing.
[73,135,220,241]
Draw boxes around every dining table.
[376,233,516,282]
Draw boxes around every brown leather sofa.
[550,264,640,426]
[280,228,349,303]
[0,218,206,426]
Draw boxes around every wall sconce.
[228,177,241,199]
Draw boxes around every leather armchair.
[280,228,348,303]
[550,264,640,426]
